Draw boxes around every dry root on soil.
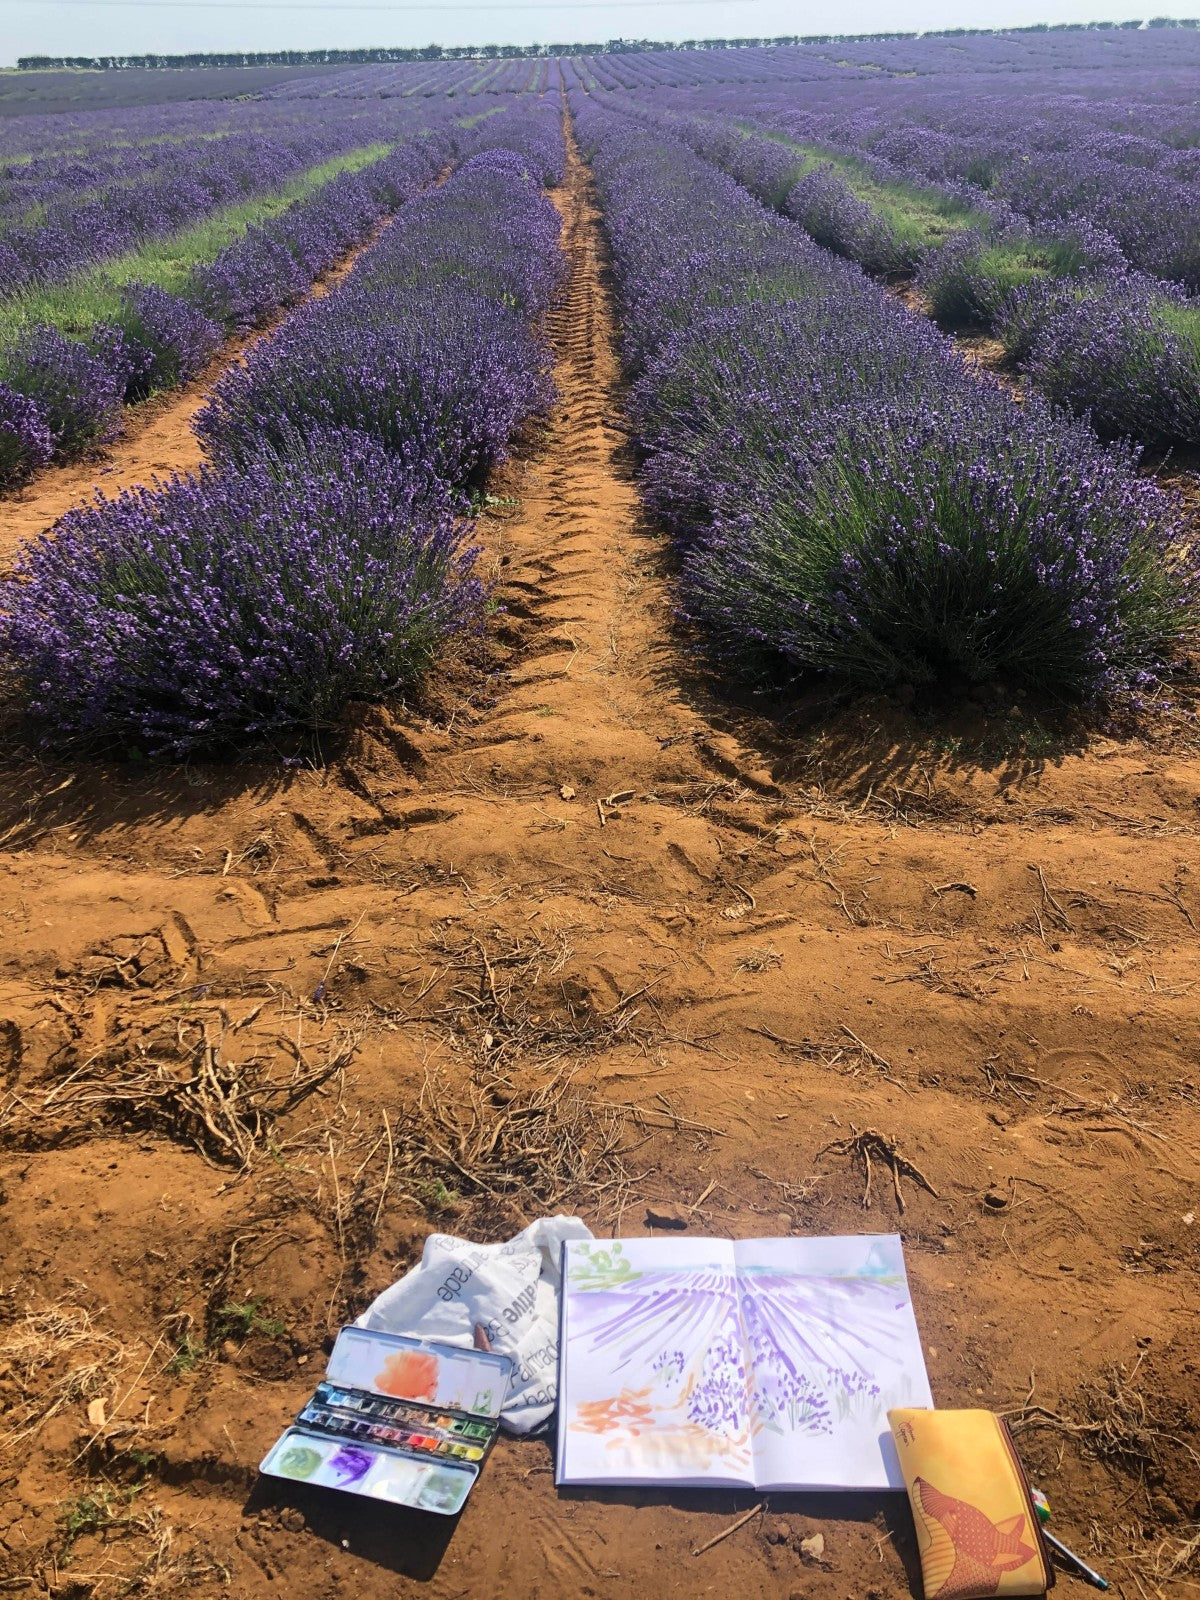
[817,1125,940,1214]
[388,1058,646,1226]
[25,1012,357,1168]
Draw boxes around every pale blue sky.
[6,0,1199,67]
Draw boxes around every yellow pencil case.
[888,1408,1055,1600]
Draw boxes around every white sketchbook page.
[735,1235,933,1490]
[557,1237,753,1487]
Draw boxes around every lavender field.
[2,29,1200,1600]
[1,27,1198,748]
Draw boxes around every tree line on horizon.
[17,17,1199,72]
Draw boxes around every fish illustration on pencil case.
[912,1477,1037,1598]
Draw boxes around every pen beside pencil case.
[888,1408,1055,1600]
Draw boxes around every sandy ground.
[1,120,1198,1600]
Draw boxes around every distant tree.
[15,23,1173,71]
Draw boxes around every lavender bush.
[579,98,1196,704]
[0,383,54,486]
[915,226,1093,328]
[784,164,912,276]
[0,324,125,457]
[0,430,482,755]
[198,287,552,492]
[996,274,1200,447]
[190,226,312,333]
[673,377,1188,698]
[111,283,224,399]
[196,150,563,490]
[0,110,567,755]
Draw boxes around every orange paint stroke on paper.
[572,1388,656,1435]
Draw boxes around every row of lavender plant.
[573,96,1195,707]
[620,100,1200,451]
[0,95,427,298]
[0,116,567,755]
[750,86,1200,292]
[639,35,1200,444]
[195,120,565,482]
[0,97,568,488]
[0,131,452,487]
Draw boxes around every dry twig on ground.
[750,1023,909,1091]
[414,927,661,1064]
[1148,1525,1200,1581]
[1004,1353,1200,1478]
[817,1126,940,1213]
[389,1059,645,1225]
[41,1013,357,1168]
[0,1302,130,1455]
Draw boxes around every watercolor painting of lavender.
[556,1235,933,1490]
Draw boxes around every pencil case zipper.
[999,1413,1056,1591]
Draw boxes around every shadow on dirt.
[244,1476,458,1582]
[559,1482,923,1592]
[623,507,1102,808]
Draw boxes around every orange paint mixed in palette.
[260,1328,512,1516]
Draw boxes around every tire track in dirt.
[0,110,1199,1600]
[452,114,709,794]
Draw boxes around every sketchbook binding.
[556,1233,933,1491]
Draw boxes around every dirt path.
[0,213,396,573]
[1,116,1198,1599]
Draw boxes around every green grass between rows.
[732,120,985,249]
[0,139,392,342]
[730,121,1119,309]
[1159,298,1200,349]
[723,118,1145,318]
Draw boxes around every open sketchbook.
[556,1234,932,1490]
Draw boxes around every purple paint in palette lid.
[326,1326,513,1420]
[258,1426,479,1516]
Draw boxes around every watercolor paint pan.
[294,1404,487,1463]
[259,1326,513,1517]
[261,1427,478,1516]
[309,1383,470,1435]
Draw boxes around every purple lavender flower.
[0,383,54,486]
[195,152,563,489]
[0,324,126,459]
[997,272,1200,446]
[0,429,482,756]
[109,284,223,400]
[578,97,1197,705]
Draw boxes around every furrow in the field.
[1,90,1199,1600]
[443,110,712,803]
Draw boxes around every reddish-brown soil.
[1,124,1198,1600]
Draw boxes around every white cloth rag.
[357,1214,593,1434]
